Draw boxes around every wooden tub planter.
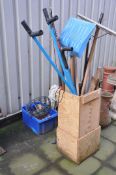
[57,89,101,164]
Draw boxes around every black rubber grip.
[31,30,43,37]
[48,16,58,24]
[21,20,32,35]
[43,8,58,24]
[43,8,49,23]
[98,13,104,24]
[61,47,73,52]
[21,20,43,37]
[49,8,52,18]
[61,47,73,69]
[61,52,69,69]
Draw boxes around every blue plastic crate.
[22,106,58,135]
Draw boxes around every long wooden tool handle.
[81,28,100,95]
[65,56,76,93]
[80,42,89,94]
[81,13,104,95]
[83,42,89,78]
[70,56,76,85]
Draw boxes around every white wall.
[0,0,116,116]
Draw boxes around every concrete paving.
[0,120,116,175]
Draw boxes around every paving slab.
[101,125,116,143]
[94,137,115,161]
[107,153,116,168]
[40,141,62,162]
[40,168,64,175]
[9,153,46,175]
[113,121,116,125]
[95,167,116,175]
[58,157,101,175]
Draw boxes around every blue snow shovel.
[60,18,96,58]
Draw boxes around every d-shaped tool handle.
[21,20,43,37]
[43,8,58,25]
[61,47,73,52]
[61,47,73,69]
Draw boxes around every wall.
[0,0,116,116]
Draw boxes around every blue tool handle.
[49,26,78,95]
[21,20,77,95]
[33,37,77,95]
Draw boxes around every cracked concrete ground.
[0,120,116,175]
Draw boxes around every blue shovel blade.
[60,18,96,58]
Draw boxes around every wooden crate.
[57,126,101,164]
[58,89,101,137]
